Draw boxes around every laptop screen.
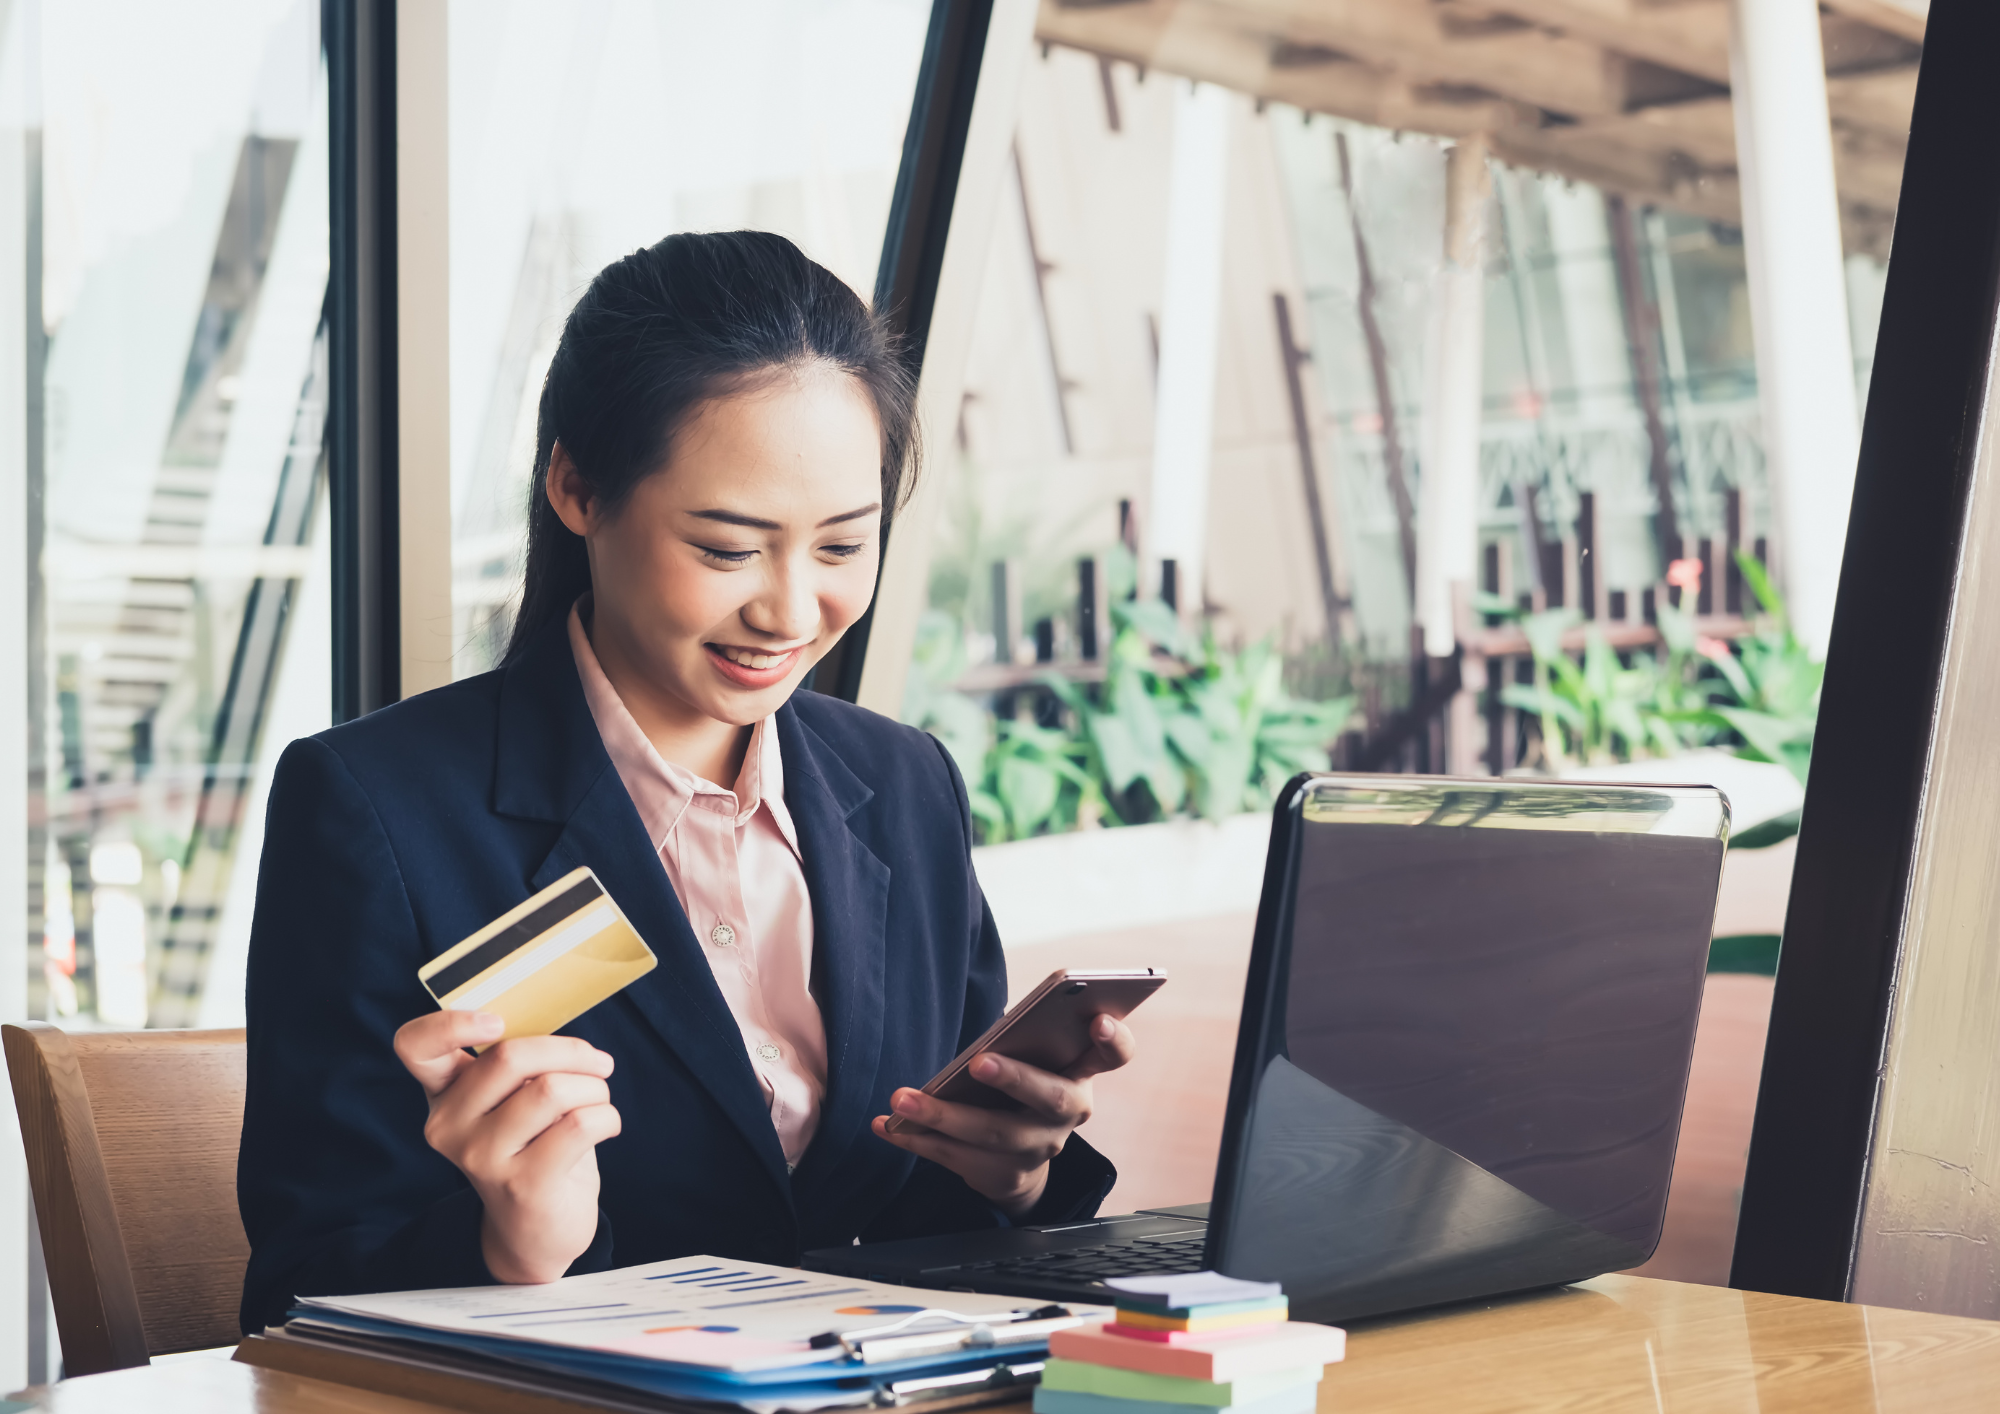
[1209,776,1728,1321]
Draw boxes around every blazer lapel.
[777,705,890,1185]
[493,616,790,1189]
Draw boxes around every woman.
[237,232,1134,1332]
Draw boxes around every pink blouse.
[568,606,828,1169]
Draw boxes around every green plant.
[1481,597,1701,770]
[967,718,1103,844]
[902,609,992,788]
[903,608,1106,845]
[1047,601,1356,825]
[905,603,1356,844]
[1479,552,1820,824]
[1681,552,1822,787]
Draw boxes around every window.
[445,0,934,677]
[895,5,1913,826]
[18,0,328,1031]
[883,0,1916,1257]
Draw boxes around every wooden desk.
[11,1275,2000,1413]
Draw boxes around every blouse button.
[710,923,737,948]
[756,1043,781,1062]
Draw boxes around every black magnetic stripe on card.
[425,875,605,997]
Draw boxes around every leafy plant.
[1679,552,1822,786]
[1481,597,1701,770]
[968,718,1103,844]
[904,603,1356,844]
[1046,600,1356,826]
[902,609,992,789]
[1479,552,1821,801]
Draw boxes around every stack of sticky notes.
[1036,1272,1344,1414]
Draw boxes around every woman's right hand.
[392,1010,621,1284]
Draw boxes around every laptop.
[804,772,1729,1323]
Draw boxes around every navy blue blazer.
[236,613,1116,1332]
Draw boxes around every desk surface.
[13,1274,2000,1413]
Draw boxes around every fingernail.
[1096,1016,1115,1039]
[472,1012,504,1036]
[973,1055,1000,1079]
[894,1092,921,1116]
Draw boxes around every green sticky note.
[1040,1358,1321,1407]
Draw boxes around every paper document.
[298,1256,1097,1374]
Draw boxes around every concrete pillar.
[1728,0,1860,659]
[1543,182,1628,425]
[1147,81,1232,621]
[1416,134,1491,660]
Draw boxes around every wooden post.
[1725,488,1745,614]
[1522,482,1561,607]
[1606,194,1682,574]
[1273,292,1344,650]
[1336,132,1417,603]
[990,560,1021,665]
[1480,542,1512,775]
[1576,492,1600,620]
[1448,581,1486,777]
[1077,557,1108,660]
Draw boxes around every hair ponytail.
[503,230,919,664]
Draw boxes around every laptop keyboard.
[941,1232,1210,1285]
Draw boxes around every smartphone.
[884,967,1167,1133]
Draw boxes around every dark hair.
[503,230,919,663]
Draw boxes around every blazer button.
[756,1043,781,1062]
[710,923,737,947]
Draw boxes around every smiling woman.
[545,369,887,786]
[235,230,1136,1328]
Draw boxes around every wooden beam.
[1469,0,1734,85]
[1240,0,1644,119]
[1255,58,1539,138]
[1490,125,1743,225]
[1820,0,1929,46]
[1833,125,1912,210]
[1387,0,1916,139]
[1826,64,1920,133]
[1046,0,1642,120]
[1035,5,1538,137]
[1033,0,1918,245]
[1568,93,1738,168]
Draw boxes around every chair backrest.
[3,1022,249,1374]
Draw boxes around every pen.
[809,1306,1079,1363]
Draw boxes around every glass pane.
[909,15,1912,821]
[447,0,933,677]
[25,0,330,1030]
[899,7,1916,1259]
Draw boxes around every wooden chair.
[3,1023,250,1376]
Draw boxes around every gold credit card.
[419,867,655,1045]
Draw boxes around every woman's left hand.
[872,1013,1136,1218]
